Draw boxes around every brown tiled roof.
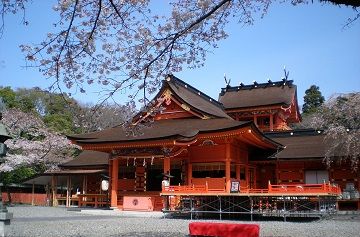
[23,169,107,185]
[218,80,296,109]
[267,131,326,159]
[60,150,109,167]
[68,118,252,144]
[166,75,231,119]
[43,169,107,175]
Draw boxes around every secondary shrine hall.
[65,75,358,216]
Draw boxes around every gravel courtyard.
[4,206,360,237]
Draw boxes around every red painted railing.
[163,184,225,193]
[162,182,341,196]
[267,183,341,195]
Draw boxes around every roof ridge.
[166,74,225,108]
[219,79,294,96]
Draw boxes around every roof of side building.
[59,150,109,167]
[266,129,326,159]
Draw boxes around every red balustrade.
[162,182,341,196]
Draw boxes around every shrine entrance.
[146,167,162,191]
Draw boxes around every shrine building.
[63,75,358,216]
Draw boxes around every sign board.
[230,181,240,193]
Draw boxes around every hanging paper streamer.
[126,158,129,167]
[151,156,154,165]
[133,158,136,166]
[143,158,146,167]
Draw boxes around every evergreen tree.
[302,85,325,114]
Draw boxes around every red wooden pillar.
[163,158,170,174]
[269,114,274,131]
[225,143,231,192]
[163,157,171,186]
[51,176,57,207]
[275,160,280,184]
[110,158,119,208]
[245,166,249,186]
[236,164,240,180]
[187,163,193,185]
[253,167,257,189]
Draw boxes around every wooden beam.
[66,176,70,207]
[225,105,282,113]
[187,163,192,185]
[31,181,35,206]
[82,175,87,194]
[225,143,231,192]
[51,176,57,207]
[236,164,240,180]
[163,158,171,174]
[110,159,119,208]
[245,166,249,189]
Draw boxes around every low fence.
[1,193,48,206]
[162,182,341,196]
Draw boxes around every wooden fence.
[1,193,48,206]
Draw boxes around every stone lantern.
[0,106,12,237]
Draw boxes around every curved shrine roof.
[165,75,231,119]
[68,75,283,150]
[68,118,252,144]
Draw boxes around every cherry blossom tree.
[72,101,134,133]
[1,0,358,109]
[0,108,79,172]
[306,93,360,170]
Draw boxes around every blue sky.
[0,1,359,108]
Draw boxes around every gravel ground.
[4,206,360,237]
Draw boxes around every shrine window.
[119,166,136,179]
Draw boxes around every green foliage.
[0,87,81,134]
[2,166,37,186]
[302,85,325,115]
[0,87,38,112]
[43,113,74,134]
[0,87,19,109]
